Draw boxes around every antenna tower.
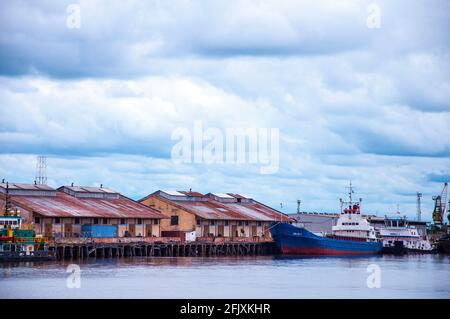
[36,155,47,185]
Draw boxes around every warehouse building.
[0,182,166,239]
[139,190,291,241]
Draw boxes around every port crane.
[432,182,448,226]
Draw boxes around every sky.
[0,0,449,220]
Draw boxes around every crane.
[445,191,450,237]
[432,182,448,226]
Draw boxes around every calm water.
[1,255,449,298]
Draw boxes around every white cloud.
[0,0,449,219]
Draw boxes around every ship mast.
[3,181,13,216]
[348,181,354,205]
[340,181,362,214]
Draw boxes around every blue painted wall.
[81,225,117,238]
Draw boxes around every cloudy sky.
[0,0,449,219]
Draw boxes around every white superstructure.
[379,217,433,252]
[330,182,378,242]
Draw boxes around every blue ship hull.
[270,223,382,256]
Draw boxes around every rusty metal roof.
[227,193,252,199]
[178,191,204,197]
[7,191,166,219]
[151,192,291,222]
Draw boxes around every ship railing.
[12,237,49,244]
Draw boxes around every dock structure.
[49,241,277,259]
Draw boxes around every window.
[54,217,61,224]
[93,218,99,225]
[257,221,261,226]
[238,221,243,226]
[74,217,80,224]
[245,221,249,226]
[137,218,142,225]
[34,216,41,224]
[210,220,215,226]
[170,215,179,226]
[224,220,229,226]
[153,219,159,225]
[237,198,242,203]
[102,218,108,225]
[120,218,126,225]
[196,218,201,226]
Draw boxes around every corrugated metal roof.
[8,191,167,219]
[210,193,235,199]
[0,183,55,191]
[153,194,289,222]
[227,193,253,199]
[178,191,204,197]
[161,190,186,196]
[61,186,118,194]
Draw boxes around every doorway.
[129,224,136,237]
[203,225,210,237]
[231,225,238,237]
[145,224,153,237]
[64,223,72,238]
[44,223,52,237]
[251,225,257,237]
[217,225,224,237]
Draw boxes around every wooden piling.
[50,240,276,260]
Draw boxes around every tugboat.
[0,182,54,262]
[379,215,435,255]
[271,182,382,256]
[0,214,54,261]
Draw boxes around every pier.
[49,241,277,259]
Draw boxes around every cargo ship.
[270,183,382,256]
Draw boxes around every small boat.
[271,183,382,256]
[379,216,435,255]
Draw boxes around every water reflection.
[0,255,449,298]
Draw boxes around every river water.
[1,255,449,298]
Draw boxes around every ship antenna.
[349,181,352,204]
[347,180,355,205]
[4,181,12,216]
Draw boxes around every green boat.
[0,215,55,261]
